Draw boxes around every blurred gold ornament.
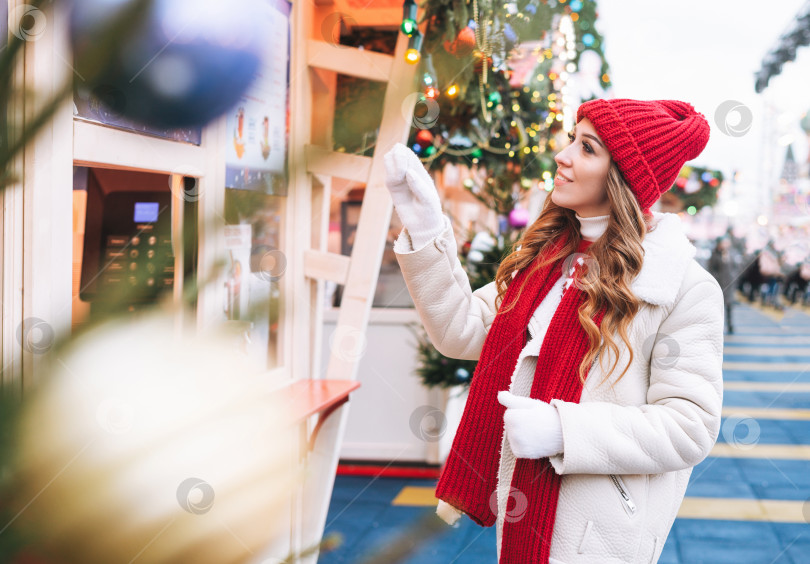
[10,313,299,564]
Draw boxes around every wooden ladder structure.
[288,2,421,562]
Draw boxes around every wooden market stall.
[3,0,420,562]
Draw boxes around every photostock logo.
[641,332,681,371]
[489,487,528,523]
[721,415,760,450]
[409,405,447,442]
[803,495,810,525]
[10,5,46,41]
[320,12,358,48]
[560,252,600,293]
[96,397,135,435]
[714,100,753,137]
[16,317,54,354]
[169,166,204,202]
[177,478,215,515]
[329,324,368,363]
[253,246,287,282]
[402,92,440,130]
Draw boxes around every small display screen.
[134,202,159,223]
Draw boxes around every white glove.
[436,499,463,526]
[497,391,564,459]
[384,143,445,250]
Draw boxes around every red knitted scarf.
[435,234,607,564]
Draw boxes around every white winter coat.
[393,211,725,564]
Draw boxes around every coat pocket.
[609,474,646,518]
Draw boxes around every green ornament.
[425,145,437,156]
[488,91,502,104]
[471,148,483,159]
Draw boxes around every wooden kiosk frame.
[3,0,420,561]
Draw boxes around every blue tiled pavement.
[319,300,810,563]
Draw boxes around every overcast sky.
[592,0,809,222]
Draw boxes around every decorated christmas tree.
[400,0,612,388]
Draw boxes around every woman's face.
[551,118,612,217]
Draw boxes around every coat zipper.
[609,474,637,515]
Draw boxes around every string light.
[446,83,459,97]
[405,30,423,64]
[401,0,418,36]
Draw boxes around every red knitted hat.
[576,98,711,213]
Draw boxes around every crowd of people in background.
[699,226,810,334]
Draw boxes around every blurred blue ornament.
[503,23,518,48]
[582,33,595,47]
[498,215,509,235]
[454,368,470,382]
[412,143,423,153]
[570,0,583,11]
[525,3,537,15]
[701,172,713,182]
[69,0,272,129]
[468,19,477,30]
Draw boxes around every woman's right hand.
[436,499,464,525]
[384,143,445,250]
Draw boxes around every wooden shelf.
[280,379,360,422]
[275,379,361,452]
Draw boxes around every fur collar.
[630,211,696,307]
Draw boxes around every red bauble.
[455,27,476,56]
[444,26,477,58]
[415,129,434,149]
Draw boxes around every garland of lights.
[399,0,612,179]
[667,165,724,214]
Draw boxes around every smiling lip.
[555,172,573,184]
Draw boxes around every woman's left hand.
[497,391,564,459]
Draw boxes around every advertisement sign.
[224,0,291,195]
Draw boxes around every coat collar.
[526,211,694,347]
[630,211,696,307]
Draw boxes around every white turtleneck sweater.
[576,212,610,243]
[494,212,609,558]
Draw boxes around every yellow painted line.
[394,487,808,523]
[723,362,810,372]
[710,443,810,460]
[722,407,810,420]
[392,486,438,506]
[724,381,810,392]
[722,347,810,356]
[725,336,810,345]
[677,498,806,523]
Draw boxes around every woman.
[708,237,736,333]
[758,241,784,310]
[385,98,724,564]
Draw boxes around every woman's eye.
[567,132,593,153]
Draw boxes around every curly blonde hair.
[493,162,657,388]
